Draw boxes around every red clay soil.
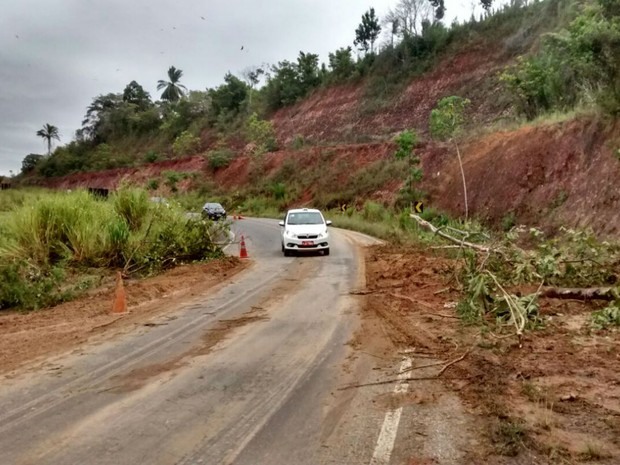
[426,117,620,237]
[271,44,509,144]
[42,156,207,190]
[39,116,620,238]
[364,245,620,464]
[0,257,247,376]
[213,142,396,190]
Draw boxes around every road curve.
[0,218,379,465]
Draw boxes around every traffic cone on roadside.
[239,235,249,259]
[111,271,128,314]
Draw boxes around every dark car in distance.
[202,202,227,221]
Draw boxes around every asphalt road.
[0,218,388,465]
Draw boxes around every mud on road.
[0,257,247,376]
[359,245,620,465]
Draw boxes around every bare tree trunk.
[454,141,468,220]
[410,214,491,252]
[540,287,617,301]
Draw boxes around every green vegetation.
[456,226,620,335]
[207,148,234,170]
[14,0,593,183]
[247,113,278,154]
[502,0,620,119]
[157,66,187,103]
[36,124,60,156]
[393,130,422,207]
[591,302,620,329]
[430,95,471,218]
[354,8,382,55]
[172,131,201,156]
[0,188,225,311]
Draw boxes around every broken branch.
[338,376,471,390]
[436,349,472,377]
[539,287,617,301]
[410,214,492,253]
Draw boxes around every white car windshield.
[287,212,323,225]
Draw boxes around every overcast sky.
[0,0,493,175]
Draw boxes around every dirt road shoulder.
[0,257,248,376]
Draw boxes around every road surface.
[0,218,412,465]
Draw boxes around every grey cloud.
[1,0,487,175]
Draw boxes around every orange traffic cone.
[111,271,128,314]
[239,235,249,259]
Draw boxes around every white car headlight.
[285,230,296,238]
[318,230,328,239]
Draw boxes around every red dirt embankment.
[42,118,620,237]
[271,44,507,144]
[44,156,206,190]
[428,117,620,236]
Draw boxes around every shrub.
[147,179,159,190]
[291,134,305,150]
[0,188,224,310]
[172,131,201,156]
[207,148,234,170]
[144,150,159,163]
[247,113,278,155]
[362,201,387,222]
[163,171,182,192]
[111,187,149,232]
[270,182,286,201]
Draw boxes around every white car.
[279,208,332,256]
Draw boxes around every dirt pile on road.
[361,245,620,464]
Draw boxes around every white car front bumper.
[283,235,330,251]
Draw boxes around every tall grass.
[0,187,226,310]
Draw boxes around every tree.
[241,66,265,107]
[328,47,356,81]
[247,113,277,155]
[263,52,321,110]
[480,0,493,14]
[429,96,471,219]
[157,66,187,103]
[241,66,265,90]
[81,93,122,141]
[429,0,446,21]
[208,72,249,123]
[387,0,433,38]
[393,130,422,207]
[297,51,321,89]
[21,153,44,173]
[122,80,152,110]
[36,124,60,156]
[354,8,382,54]
[388,17,399,46]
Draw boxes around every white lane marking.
[370,357,412,465]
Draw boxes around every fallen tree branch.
[349,289,376,295]
[338,376,472,390]
[540,287,617,301]
[399,360,447,374]
[90,315,126,331]
[410,214,492,253]
[436,349,472,377]
[388,292,459,318]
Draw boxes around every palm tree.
[157,66,187,103]
[36,124,61,156]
